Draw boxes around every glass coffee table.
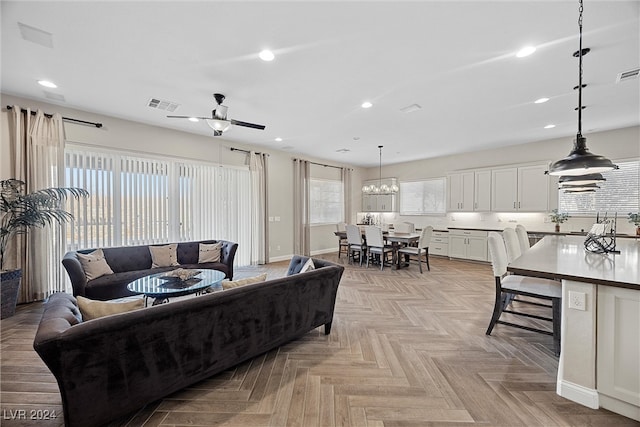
[127,269,226,306]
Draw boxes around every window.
[558,159,640,215]
[400,178,446,215]
[309,178,343,224]
[64,147,252,265]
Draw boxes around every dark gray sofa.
[34,256,344,427]
[62,240,238,300]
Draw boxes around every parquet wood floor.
[1,254,638,426]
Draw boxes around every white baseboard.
[267,254,294,263]
[311,248,339,256]
[557,380,599,409]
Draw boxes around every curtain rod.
[6,105,103,128]
[294,157,350,170]
[229,147,268,156]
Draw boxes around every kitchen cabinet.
[430,231,449,256]
[448,229,488,261]
[362,193,395,212]
[474,170,492,211]
[597,285,640,413]
[448,172,474,211]
[448,170,491,212]
[491,164,549,212]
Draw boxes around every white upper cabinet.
[448,172,474,211]
[491,164,549,212]
[474,170,492,211]
[518,164,550,212]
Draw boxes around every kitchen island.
[507,235,640,421]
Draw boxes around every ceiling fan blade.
[167,115,211,120]
[230,119,266,130]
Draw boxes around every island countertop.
[507,235,640,290]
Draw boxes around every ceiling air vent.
[336,148,351,153]
[147,98,180,112]
[616,68,640,83]
[400,103,422,114]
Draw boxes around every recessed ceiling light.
[361,101,373,109]
[188,117,199,122]
[516,46,536,58]
[275,137,282,142]
[38,80,57,88]
[259,49,275,61]
[544,124,556,129]
[534,97,549,104]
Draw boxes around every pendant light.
[559,173,605,186]
[547,0,618,177]
[362,146,398,194]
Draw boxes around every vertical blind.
[65,148,252,268]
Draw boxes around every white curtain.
[8,107,66,302]
[249,152,268,265]
[341,167,352,223]
[293,158,310,256]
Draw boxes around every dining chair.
[515,224,531,253]
[486,232,561,356]
[336,222,349,258]
[346,224,366,266]
[364,226,394,270]
[397,225,432,273]
[502,227,522,262]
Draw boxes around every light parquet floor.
[1,254,638,427]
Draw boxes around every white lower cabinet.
[448,229,488,261]
[597,286,640,415]
[430,231,449,256]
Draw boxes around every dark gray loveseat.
[34,256,344,427]
[62,240,237,300]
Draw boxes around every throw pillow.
[149,244,179,268]
[299,258,315,273]
[77,296,144,321]
[198,242,222,263]
[76,248,114,281]
[222,273,268,290]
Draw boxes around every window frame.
[309,177,344,225]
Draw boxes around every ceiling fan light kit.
[167,93,265,136]
[548,0,618,182]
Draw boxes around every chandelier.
[362,145,399,194]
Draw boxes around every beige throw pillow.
[299,258,315,273]
[198,242,222,263]
[222,273,268,290]
[149,244,179,268]
[77,248,114,281]
[77,296,144,321]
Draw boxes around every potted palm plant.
[549,209,570,233]
[1,179,88,319]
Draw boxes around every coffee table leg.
[152,297,169,306]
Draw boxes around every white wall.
[2,94,637,260]
[360,126,640,235]
[0,93,365,262]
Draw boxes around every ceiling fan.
[167,93,266,136]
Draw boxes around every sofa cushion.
[198,242,222,263]
[77,249,114,280]
[221,273,267,290]
[149,244,180,268]
[102,246,153,273]
[77,295,144,320]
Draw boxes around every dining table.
[334,229,421,269]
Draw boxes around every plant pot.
[555,224,560,233]
[636,227,640,237]
[1,269,22,319]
